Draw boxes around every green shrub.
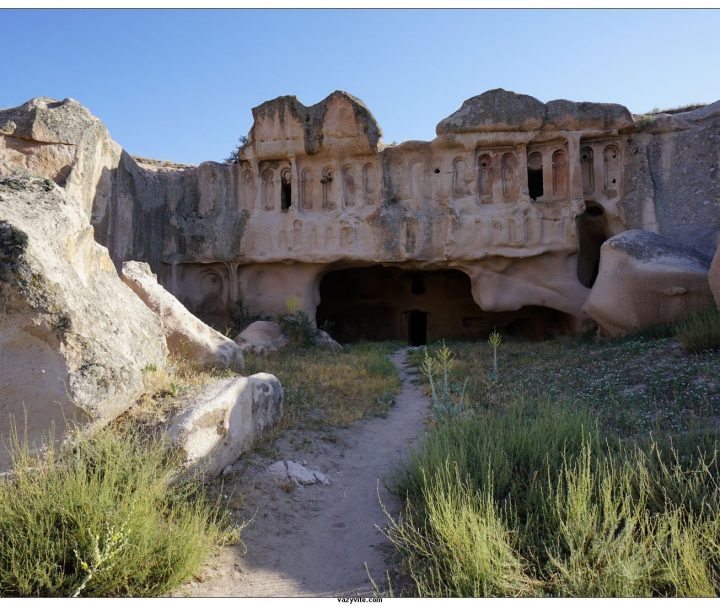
[0,429,237,597]
[676,306,720,353]
[389,400,720,597]
[385,462,537,597]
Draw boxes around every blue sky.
[2,9,719,164]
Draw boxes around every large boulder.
[167,373,283,477]
[235,319,342,355]
[710,241,720,307]
[0,174,168,470]
[121,261,244,371]
[235,320,288,355]
[583,230,715,337]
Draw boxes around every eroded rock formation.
[0,174,168,470]
[121,260,244,371]
[2,89,719,344]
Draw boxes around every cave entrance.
[576,202,608,287]
[316,266,575,344]
[407,310,428,346]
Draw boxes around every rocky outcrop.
[583,230,714,337]
[710,241,720,307]
[436,88,634,134]
[121,261,244,371]
[0,174,167,471]
[166,373,283,477]
[621,101,720,256]
[2,90,718,344]
[0,97,122,219]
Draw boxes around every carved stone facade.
[21,88,712,343]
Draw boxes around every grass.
[388,400,720,597]
[0,428,238,597]
[244,341,403,429]
[408,331,720,436]
[387,330,720,597]
[116,356,237,434]
[676,307,720,354]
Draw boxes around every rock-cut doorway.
[407,310,428,346]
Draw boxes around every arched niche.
[552,149,568,199]
[301,168,313,210]
[603,144,620,195]
[501,153,518,200]
[280,168,292,211]
[580,147,594,195]
[321,167,334,209]
[262,168,275,211]
[477,153,493,199]
[342,165,356,207]
[527,151,544,201]
[452,157,467,198]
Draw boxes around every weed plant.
[0,429,237,597]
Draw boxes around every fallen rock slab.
[583,230,714,337]
[122,260,244,371]
[0,174,168,471]
[167,373,283,477]
[267,460,331,486]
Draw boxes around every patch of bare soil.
[183,347,430,597]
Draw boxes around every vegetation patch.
[676,306,720,354]
[388,331,720,597]
[0,429,238,597]
[244,341,402,429]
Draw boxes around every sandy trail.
[186,347,430,597]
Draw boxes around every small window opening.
[434,168,440,174]
[527,152,544,201]
[281,172,292,211]
[411,273,426,295]
[528,168,543,200]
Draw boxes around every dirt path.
[185,347,430,597]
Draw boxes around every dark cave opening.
[316,266,574,344]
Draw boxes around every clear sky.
[2,8,719,165]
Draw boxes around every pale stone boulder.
[121,260,244,371]
[710,242,720,307]
[583,230,715,337]
[167,373,283,477]
[267,460,331,486]
[235,320,288,355]
[314,328,342,353]
[0,174,167,471]
[235,320,342,355]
